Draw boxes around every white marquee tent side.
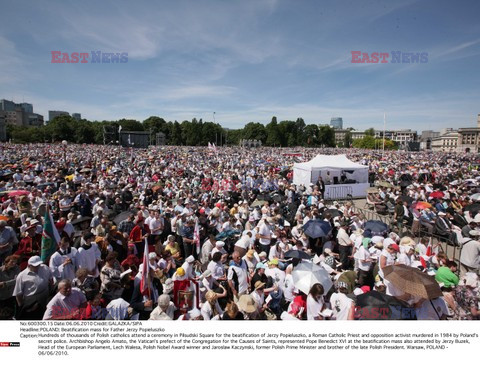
[292,154,369,198]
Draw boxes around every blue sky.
[1,0,479,131]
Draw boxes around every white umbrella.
[471,193,480,201]
[292,261,333,295]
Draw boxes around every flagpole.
[383,112,386,154]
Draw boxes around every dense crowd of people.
[0,143,478,321]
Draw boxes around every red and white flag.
[140,238,150,297]
[194,219,201,255]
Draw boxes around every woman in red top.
[15,225,41,270]
[129,217,151,257]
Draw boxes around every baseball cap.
[28,255,43,267]
[389,244,400,252]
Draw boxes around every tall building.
[0,111,6,141]
[431,130,458,152]
[420,130,440,150]
[4,109,25,125]
[330,117,343,129]
[0,99,16,111]
[27,113,44,126]
[19,103,33,113]
[72,113,81,121]
[48,110,70,121]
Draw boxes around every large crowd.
[0,143,479,321]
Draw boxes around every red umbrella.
[7,190,31,198]
[414,201,432,210]
[429,191,444,199]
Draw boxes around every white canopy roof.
[294,154,368,171]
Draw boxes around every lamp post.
[62,140,67,166]
[213,112,217,145]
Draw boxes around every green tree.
[317,125,335,147]
[226,129,243,145]
[365,127,375,136]
[344,130,352,147]
[242,122,267,143]
[294,118,306,145]
[266,116,281,146]
[304,124,319,146]
[170,121,183,145]
[117,119,143,132]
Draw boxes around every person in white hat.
[181,255,197,280]
[434,211,459,246]
[459,230,480,276]
[210,240,227,261]
[12,255,53,319]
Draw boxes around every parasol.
[292,262,333,295]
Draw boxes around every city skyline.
[1,0,479,131]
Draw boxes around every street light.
[213,112,217,145]
[62,140,67,167]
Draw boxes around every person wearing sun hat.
[242,248,259,274]
[201,290,224,320]
[249,280,268,319]
[265,258,286,287]
[237,294,258,320]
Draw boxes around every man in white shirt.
[43,279,87,320]
[200,234,216,264]
[76,232,102,278]
[49,236,78,283]
[459,230,480,276]
[258,217,273,254]
[148,210,164,243]
[13,256,53,320]
[356,240,373,287]
[227,251,249,303]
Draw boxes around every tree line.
[6,115,337,147]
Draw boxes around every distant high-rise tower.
[477,113,480,128]
[330,117,343,130]
[48,110,70,121]
[72,113,81,121]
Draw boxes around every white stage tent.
[292,154,369,199]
